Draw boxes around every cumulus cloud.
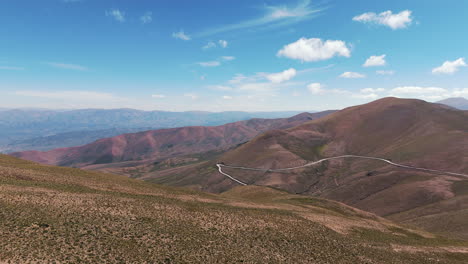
[277,38,351,62]
[389,86,448,95]
[307,83,324,94]
[172,30,191,41]
[340,72,366,78]
[45,62,88,71]
[266,68,297,83]
[376,70,395,75]
[105,9,125,22]
[219,40,228,48]
[151,94,165,98]
[222,95,233,100]
[353,10,413,30]
[363,55,386,67]
[432,58,466,74]
[140,12,152,24]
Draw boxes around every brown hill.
[2,154,468,263]
[11,111,334,169]
[147,97,468,239]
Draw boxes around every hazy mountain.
[12,111,334,169]
[437,97,468,110]
[0,108,303,150]
[1,127,154,153]
[1,154,467,263]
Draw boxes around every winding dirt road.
[217,155,468,185]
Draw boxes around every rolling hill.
[1,154,468,263]
[143,98,468,239]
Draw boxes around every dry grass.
[1,155,468,263]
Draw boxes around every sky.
[1,0,467,111]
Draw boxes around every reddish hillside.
[148,98,468,239]
[12,111,334,168]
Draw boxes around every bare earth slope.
[148,98,468,239]
[1,154,468,263]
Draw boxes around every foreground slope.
[1,154,468,263]
[148,98,468,239]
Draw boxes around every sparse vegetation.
[1,154,468,263]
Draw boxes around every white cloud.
[277,38,351,62]
[222,95,233,100]
[361,88,385,93]
[151,94,165,98]
[363,55,386,67]
[340,71,366,78]
[184,93,199,100]
[202,41,216,50]
[353,10,413,30]
[376,70,395,75]
[198,61,221,67]
[266,68,297,83]
[0,66,24,70]
[307,83,324,94]
[172,30,191,41]
[432,58,466,75]
[229,74,248,84]
[105,9,125,22]
[45,62,88,71]
[219,40,228,48]
[221,56,235,61]
[15,90,123,102]
[390,86,448,95]
[352,93,378,99]
[195,0,322,37]
[452,88,468,97]
[140,12,152,24]
[209,85,233,91]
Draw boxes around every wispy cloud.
[172,30,191,41]
[198,61,221,67]
[15,90,123,101]
[184,93,199,100]
[45,62,88,71]
[220,56,235,61]
[195,0,323,37]
[105,9,125,22]
[340,72,366,78]
[151,94,165,98]
[0,66,25,71]
[140,12,152,24]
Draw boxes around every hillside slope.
[1,154,468,263]
[148,98,468,239]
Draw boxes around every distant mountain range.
[12,111,334,169]
[0,108,304,152]
[436,97,468,110]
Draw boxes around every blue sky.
[1,0,467,111]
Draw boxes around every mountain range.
[0,108,303,152]
[437,97,468,110]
